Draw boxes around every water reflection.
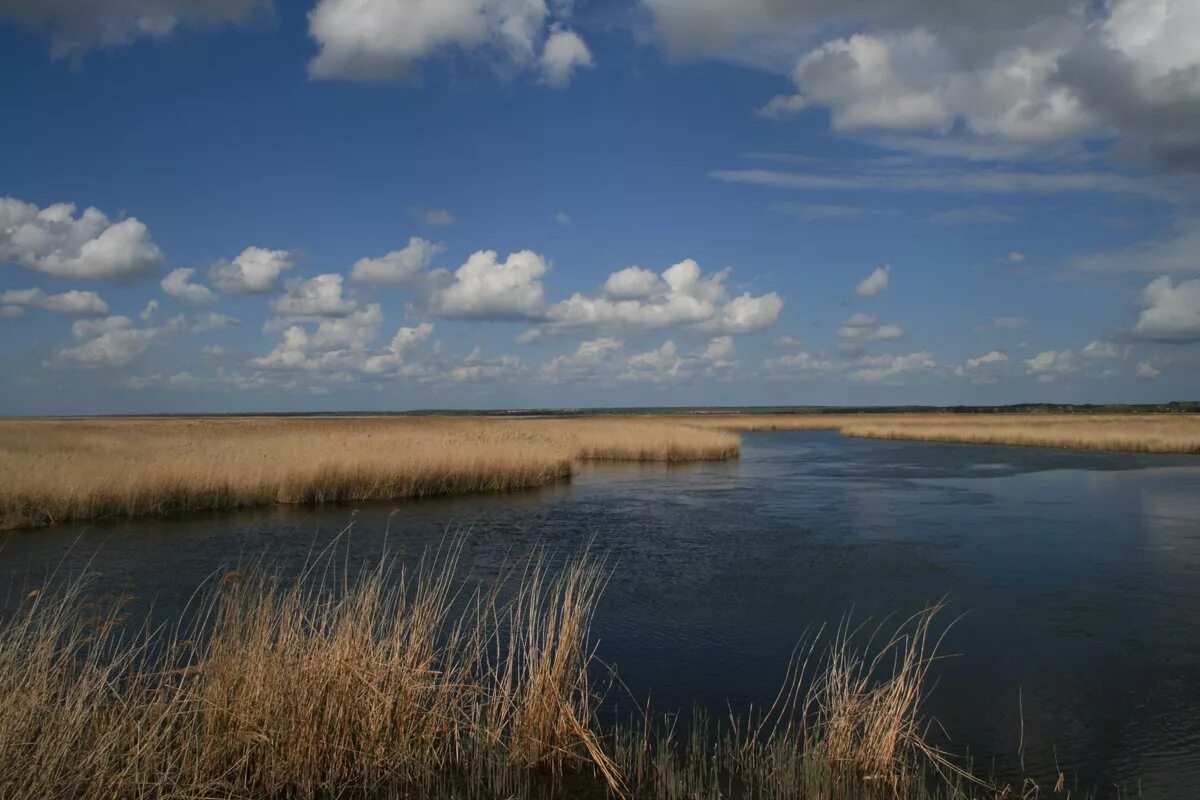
[2,430,1199,794]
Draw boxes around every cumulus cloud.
[360,321,435,375]
[253,304,387,372]
[762,350,842,377]
[540,335,736,383]
[0,0,271,58]
[0,288,107,315]
[646,0,1200,166]
[52,315,163,368]
[209,246,296,293]
[855,264,890,297]
[850,351,937,383]
[1024,349,1076,381]
[349,237,443,285]
[954,350,1010,383]
[161,267,216,305]
[1136,360,1162,379]
[448,347,524,382]
[427,249,549,320]
[0,196,163,279]
[836,312,904,351]
[539,25,593,87]
[269,274,357,318]
[307,0,589,86]
[541,337,623,382]
[1131,275,1200,342]
[542,258,782,335]
[1082,340,1121,360]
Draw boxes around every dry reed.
[687,412,1200,454]
[0,539,1015,800]
[0,416,739,530]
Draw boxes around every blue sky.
[1,0,1198,414]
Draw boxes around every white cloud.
[424,209,455,226]
[209,246,296,293]
[361,322,435,375]
[0,288,107,315]
[539,25,593,87]
[762,349,842,377]
[540,335,736,384]
[648,0,1200,165]
[140,299,159,321]
[544,258,782,334]
[448,347,524,382]
[53,315,163,368]
[1136,360,1161,379]
[0,196,163,279]
[836,312,904,351]
[954,350,1010,383]
[308,0,549,81]
[1131,276,1200,342]
[850,351,937,383]
[254,304,402,375]
[427,249,549,320]
[554,211,572,225]
[602,266,662,298]
[1024,349,1076,381]
[855,264,890,297]
[0,0,270,58]
[541,337,622,382]
[1082,340,1121,360]
[161,267,216,305]
[271,273,357,317]
[349,237,443,285]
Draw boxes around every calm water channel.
[3,430,1199,795]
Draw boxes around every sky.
[1,0,1199,414]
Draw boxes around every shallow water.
[3,430,1200,795]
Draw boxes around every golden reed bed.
[684,412,1200,454]
[1,413,1196,530]
[0,416,738,530]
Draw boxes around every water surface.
[3,430,1199,795]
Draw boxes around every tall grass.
[0,417,739,529]
[0,541,1034,800]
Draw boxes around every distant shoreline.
[4,400,1198,421]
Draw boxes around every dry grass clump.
[0,540,1016,800]
[0,416,740,529]
[0,542,614,799]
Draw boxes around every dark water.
[3,431,1200,795]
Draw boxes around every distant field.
[1,412,1197,529]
